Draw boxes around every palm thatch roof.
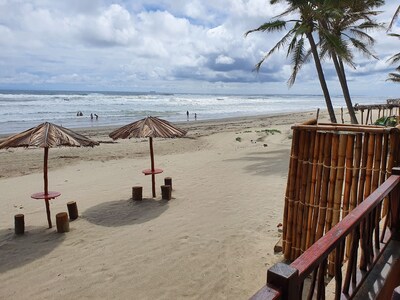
[0,122,99,149]
[109,116,187,140]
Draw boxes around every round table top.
[31,191,61,200]
[142,168,163,175]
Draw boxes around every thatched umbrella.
[109,116,187,197]
[0,122,99,228]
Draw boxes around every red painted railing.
[250,167,400,300]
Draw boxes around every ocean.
[0,90,386,135]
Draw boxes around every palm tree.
[387,5,400,83]
[388,5,400,31]
[246,0,338,123]
[317,0,384,124]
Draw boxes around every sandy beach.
[0,110,327,299]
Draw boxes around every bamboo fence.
[282,123,400,271]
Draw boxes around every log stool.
[67,201,79,220]
[56,212,70,233]
[14,214,25,235]
[164,177,172,190]
[132,186,143,201]
[161,185,172,200]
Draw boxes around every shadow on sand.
[82,198,169,227]
[0,226,65,273]
[226,149,290,177]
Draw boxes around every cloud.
[77,4,136,47]
[0,0,398,96]
[215,55,235,65]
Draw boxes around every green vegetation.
[261,129,281,135]
[374,116,398,127]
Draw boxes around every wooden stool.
[132,186,143,201]
[161,185,171,200]
[56,212,70,233]
[14,214,25,235]
[164,177,172,190]
[67,201,79,220]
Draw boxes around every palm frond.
[288,37,306,86]
[387,72,400,82]
[388,5,400,31]
[349,37,378,60]
[245,20,286,37]
[388,53,400,65]
[349,29,375,45]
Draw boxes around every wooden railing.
[250,167,400,300]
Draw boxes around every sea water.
[0,90,385,135]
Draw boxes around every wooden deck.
[250,168,400,300]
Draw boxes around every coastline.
[0,109,327,299]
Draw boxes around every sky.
[0,0,399,97]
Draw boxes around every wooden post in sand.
[164,177,172,190]
[56,212,70,233]
[67,201,79,220]
[14,214,25,235]
[132,186,143,201]
[161,185,171,200]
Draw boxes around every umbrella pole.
[44,147,52,228]
[149,137,156,198]
[44,147,49,194]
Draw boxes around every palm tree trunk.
[332,54,358,124]
[306,32,337,123]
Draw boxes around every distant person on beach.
[90,113,93,120]
[186,110,189,121]
[194,113,197,121]
[94,114,98,120]
[77,111,83,116]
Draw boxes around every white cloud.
[216,55,235,65]
[74,4,136,46]
[0,0,397,96]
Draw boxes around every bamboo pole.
[289,129,306,260]
[289,129,307,260]
[357,133,370,205]
[332,134,348,226]
[383,129,399,216]
[346,133,362,258]
[292,124,392,134]
[363,134,376,199]
[283,129,301,259]
[359,133,376,271]
[305,132,321,248]
[294,130,311,258]
[372,134,383,193]
[307,132,325,248]
[328,134,347,275]
[380,132,389,217]
[342,135,354,260]
[342,134,355,218]
[371,134,383,244]
[300,130,316,254]
[316,132,333,240]
[325,134,339,234]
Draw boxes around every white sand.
[0,110,327,299]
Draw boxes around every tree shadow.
[225,149,290,177]
[0,226,65,273]
[82,198,169,227]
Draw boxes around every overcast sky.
[0,0,399,97]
